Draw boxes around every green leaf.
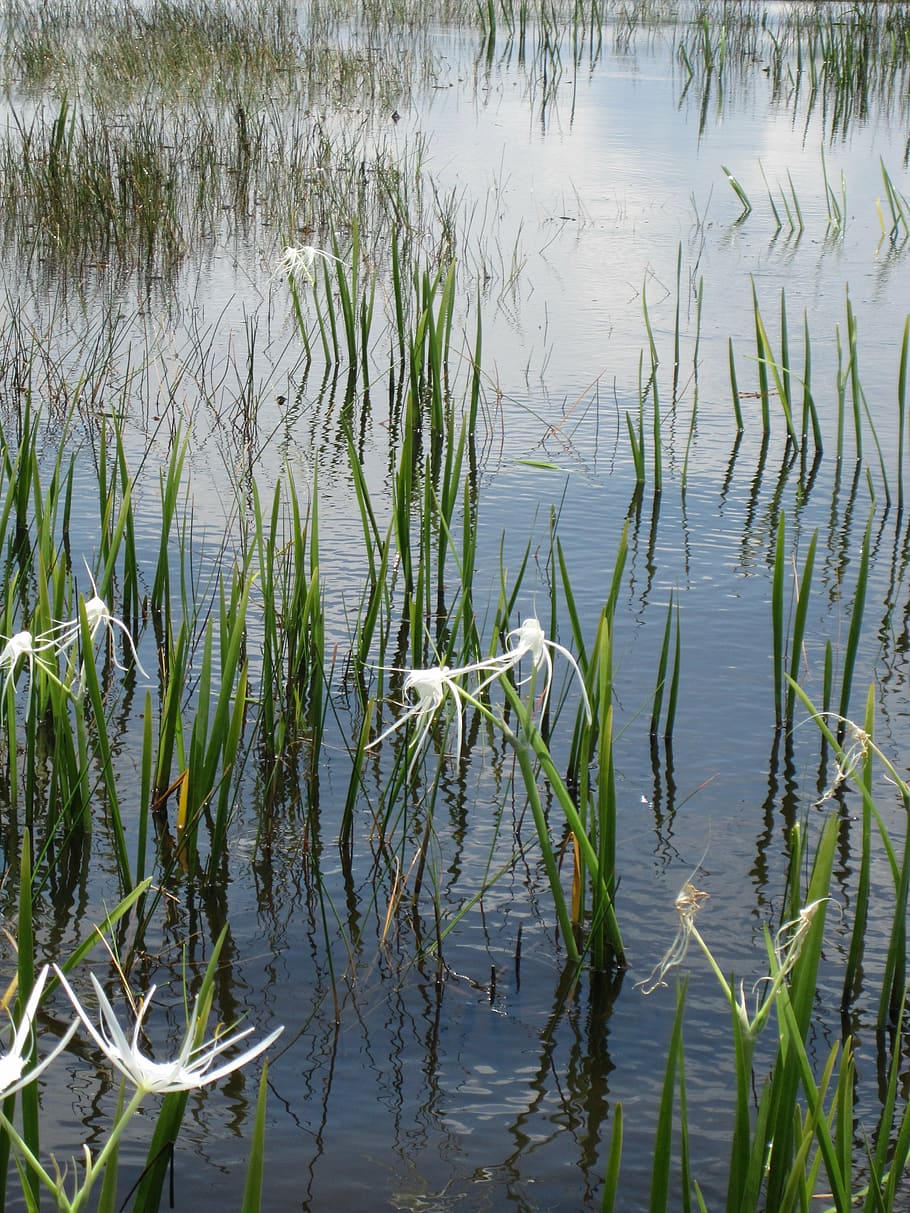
[601,1103,622,1213]
[241,1061,271,1213]
[515,458,564,471]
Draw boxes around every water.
[2,3,910,1210]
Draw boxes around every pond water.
[2,2,910,1210]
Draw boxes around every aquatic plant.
[0,959,280,1213]
[368,615,621,965]
[54,969,283,1098]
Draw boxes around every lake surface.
[1,2,909,1209]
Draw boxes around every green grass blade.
[601,1103,623,1213]
[649,979,686,1213]
[240,1061,271,1213]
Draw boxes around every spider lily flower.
[502,617,592,722]
[278,243,346,286]
[367,663,481,776]
[0,966,78,1098]
[54,968,283,1096]
[0,629,67,715]
[50,592,148,683]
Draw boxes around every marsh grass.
[1,0,301,98]
[0,0,610,292]
[676,1,910,138]
[635,814,910,1212]
[0,96,441,281]
[0,228,905,1213]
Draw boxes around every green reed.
[345,436,395,682]
[641,280,662,493]
[648,979,687,1213]
[650,591,681,740]
[626,396,646,485]
[151,428,190,616]
[600,1102,622,1213]
[840,683,875,1010]
[898,315,909,513]
[640,815,850,1211]
[240,1062,271,1213]
[837,511,872,726]
[846,291,863,462]
[770,514,819,727]
[722,164,752,222]
[800,311,821,456]
[752,283,798,448]
[728,336,743,432]
[879,158,910,244]
[821,144,846,234]
[790,678,910,1030]
[861,993,910,1211]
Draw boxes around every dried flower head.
[636,878,710,995]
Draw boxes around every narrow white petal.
[192,1025,284,1087]
[10,965,50,1059]
[91,973,138,1061]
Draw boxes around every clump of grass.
[877,157,910,245]
[3,0,312,101]
[637,811,910,1210]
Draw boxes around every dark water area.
[1,2,910,1210]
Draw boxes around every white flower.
[0,966,78,1097]
[278,244,345,286]
[54,968,282,1096]
[0,629,65,714]
[50,581,148,683]
[366,622,593,774]
[367,664,478,776]
[503,617,592,721]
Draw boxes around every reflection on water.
[1,2,909,1209]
